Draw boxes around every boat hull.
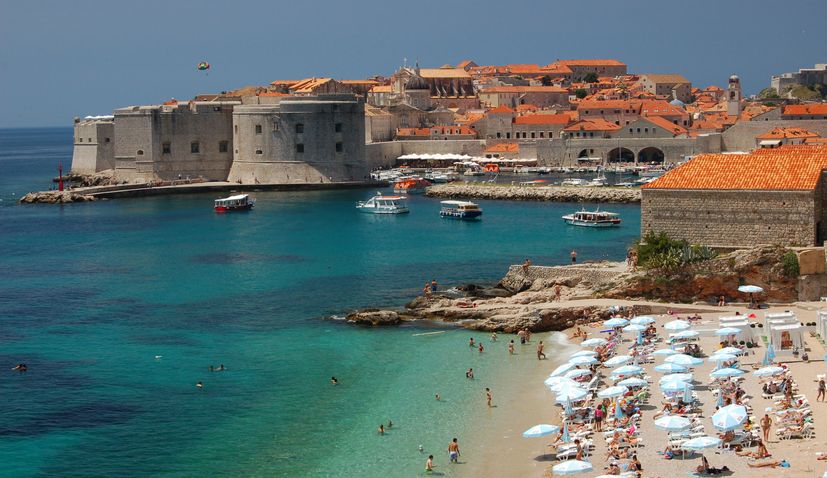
[563,218,621,227]
[214,204,254,213]
[394,187,427,194]
[356,206,409,214]
[440,210,482,220]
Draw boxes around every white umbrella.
[715,327,742,336]
[603,355,632,367]
[660,380,692,392]
[580,337,607,347]
[654,363,688,374]
[569,355,599,366]
[611,364,643,376]
[604,317,629,328]
[664,319,690,331]
[738,285,763,294]
[681,436,721,450]
[753,366,785,377]
[659,373,693,384]
[710,368,744,379]
[717,347,743,355]
[672,330,700,339]
[550,363,576,377]
[552,460,593,475]
[665,354,703,366]
[710,353,738,363]
[630,316,656,325]
[597,385,629,399]
[564,369,592,379]
[570,350,598,359]
[711,404,748,431]
[522,424,560,438]
[554,385,588,404]
[622,324,646,333]
[617,377,648,388]
[652,348,677,357]
[654,415,692,431]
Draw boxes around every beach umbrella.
[561,421,571,443]
[716,389,724,408]
[659,373,694,384]
[664,319,691,331]
[715,327,742,336]
[622,324,646,333]
[604,317,629,328]
[710,353,738,363]
[597,385,629,399]
[580,337,607,348]
[630,316,656,325]
[754,366,785,377]
[710,368,744,379]
[681,436,721,451]
[554,385,588,404]
[611,364,643,376]
[654,415,692,431]
[545,376,578,389]
[652,348,677,357]
[552,459,592,475]
[660,380,692,393]
[712,404,748,431]
[564,369,592,379]
[550,362,576,377]
[718,347,743,356]
[766,344,776,363]
[617,377,648,388]
[522,424,559,438]
[570,350,598,358]
[654,363,688,374]
[665,354,703,367]
[569,355,599,366]
[603,355,632,367]
[738,285,764,294]
[672,330,700,339]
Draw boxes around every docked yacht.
[562,208,621,227]
[356,193,409,214]
[393,177,431,194]
[439,200,483,220]
[561,178,587,187]
[214,194,255,212]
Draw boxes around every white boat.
[639,168,667,178]
[562,208,621,227]
[439,200,482,220]
[356,193,409,214]
[615,182,636,188]
[561,178,587,187]
[585,172,608,187]
[425,172,452,183]
[214,194,255,212]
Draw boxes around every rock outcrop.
[426,183,640,203]
[19,190,97,204]
[345,309,403,326]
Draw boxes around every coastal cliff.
[426,183,641,203]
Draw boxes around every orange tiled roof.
[481,85,568,94]
[516,104,539,112]
[488,105,515,114]
[514,113,571,125]
[558,59,626,67]
[340,79,379,85]
[643,148,827,191]
[290,77,334,93]
[540,63,574,74]
[418,68,471,79]
[640,74,690,84]
[270,80,299,86]
[756,127,820,139]
[641,116,688,135]
[369,85,392,93]
[563,119,621,132]
[782,104,827,116]
[485,142,519,153]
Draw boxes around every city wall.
[535,135,721,166]
[721,119,827,152]
[365,140,486,169]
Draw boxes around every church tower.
[727,74,742,117]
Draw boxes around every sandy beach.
[450,299,827,478]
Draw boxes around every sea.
[0,128,641,477]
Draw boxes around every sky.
[0,0,825,128]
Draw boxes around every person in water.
[490,331,497,342]
[209,365,215,372]
[196,381,203,389]
[331,376,338,385]
[508,340,515,355]
[425,454,435,473]
[448,438,460,463]
[537,341,546,360]
[469,337,475,348]
[387,419,393,428]
[435,393,441,401]
[12,363,27,372]
[218,364,225,371]
[466,368,474,379]
[378,424,385,435]
[478,343,484,353]
[486,388,493,407]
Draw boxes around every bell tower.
[727,74,742,117]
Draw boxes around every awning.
[759,140,781,146]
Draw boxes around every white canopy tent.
[768,323,804,352]
[817,310,827,341]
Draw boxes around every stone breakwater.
[19,190,97,204]
[426,183,641,203]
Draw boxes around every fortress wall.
[721,119,827,152]
[71,120,114,173]
[365,140,486,169]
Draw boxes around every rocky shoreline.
[19,190,97,204]
[426,183,641,203]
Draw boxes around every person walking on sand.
[761,413,772,441]
[448,438,460,463]
[818,377,826,402]
[508,340,515,355]
[486,388,493,407]
[570,250,577,264]
[537,341,546,360]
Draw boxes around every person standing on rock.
[570,250,577,264]
[554,284,562,301]
[522,258,532,273]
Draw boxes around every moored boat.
[561,178,587,187]
[214,194,255,212]
[356,192,409,214]
[439,200,483,220]
[562,208,621,227]
[393,177,431,194]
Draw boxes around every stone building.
[555,59,627,81]
[395,125,476,141]
[72,116,115,173]
[771,63,827,93]
[637,74,692,103]
[782,104,827,120]
[477,86,569,109]
[641,146,827,247]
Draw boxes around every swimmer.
[478,343,484,353]
[196,381,203,389]
[448,438,460,463]
[508,340,515,355]
[537,341,546,360]
[12,363,27,372]
[378,424,385,435]
[435,393,441,401]
[425,454,435,473]
[209,365,215,372]
[331,376,338,385]
[466,368,474,379]
[491,331,498,342]
[486,387,493,407]
[419,444,424,453]
[387,419,393,428]
[218,364,225,371]
[469,337,475,348]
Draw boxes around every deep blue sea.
[0,128,641,477]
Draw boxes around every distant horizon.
[1,0,825,127]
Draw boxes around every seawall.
[425,183,641,203]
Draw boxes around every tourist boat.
[639,167,667,178]
[536,167,551,175]
[562,208,621,227]
[393,177,431,194]
[356,192,409,214]
[585,172,608,187]
[439,200,483,220]
[214,194,255,212]
[561,178,587,187]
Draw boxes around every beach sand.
[454,300,827,478]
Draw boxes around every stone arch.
[577,149,590,158]
[638,146,665,164]
[607,147,634,163]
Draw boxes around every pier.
[425,182,641,203]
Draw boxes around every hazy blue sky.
[1,0,825,127]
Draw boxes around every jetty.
[425,183,641,203]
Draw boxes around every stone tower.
[727,74,742,117]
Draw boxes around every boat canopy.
[220,194,248,201]
[441,200,477,206]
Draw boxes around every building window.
[539,132,544,138]
[296,143,304,153]
[79,138,82,142]
[531,132,535,138]
[162,142,171,154]
[88,138,92,142]
[219,141,229,153]
[615,121,620,125]
[335,123,342,132]
[335,142,343,152]
[234,125,238,134]
[255,149,263,155]
[255,124,262,134]
[629,128,633,133]
[191,142,200,154]
[296,123,304,134]
[636,128,641,133]
[137,149,144,155]
[548,132,553,138]
[496,132,501,138]
[644,128,649,133]
[105,137,110,143]
[506,132,511,139]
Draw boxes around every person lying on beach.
[748,459,789,468]
[605,445,630,461]
[736,439,770,459]
[697,456,729,475]
[653,403,673,419]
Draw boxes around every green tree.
[574,88,588,99]
[583,72,599,83]
[540,75,553,86]
[756,87,780,99]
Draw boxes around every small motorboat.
[561,178,587,187]
[562,208,621,227]
[439,200,483,220]
[356,193,409,214]
[214,194,255,212]
[393,177,431,194]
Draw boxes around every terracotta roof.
[270,80,299,86]
[488,105,515,114]
[514,113,571,125]
[516,104,539,112]
[340,79,379,85]
[290,77,334,93]
[369,85,392,93]
[782,104,827,116]
[485,142,519,153]
[480,85,567,94]
[558,59,626,67]
[456,60,477,69]
[418,68,471,79]
[640,74,690,84]
[641,116,688,135]
[540,63,573,74]
[756,127,820,139]
[563,119,621,132]
[643,148,827,191]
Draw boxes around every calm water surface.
[0,128,641,477]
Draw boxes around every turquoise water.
[0,128,641,477]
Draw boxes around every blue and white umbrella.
[603,355,632,367]
[672,330,700,339]
[523,424,559,438]
[659,373,693,384]
[552,459,592,475]
[652,348,677,357]
[617,377,648,388]
[631,316,656,325]
[580,337,607,348]
[715,327,742,336]
[683,383,694,403]
[569,355,599,366]
[718,347,743,356]
[564,369,592,379]
[550,362,576,377]
[738,285,763,294]
[654,363,688,374]
[597,385,629,399]
[554,385,588,404]
[561,421,570,443]
[622,324,646,333]
[665,354,703,367]
[712,404,748,431]
[611,364,644,376]
[660,380,692,393]
[546,376,578,390]
[614,399,624,419]
[604,317,629,328]
[570,350,598,358]
[664,319,691,331]
[710,353,738,363]
[710,368,745,379]
[681,436,722,451]
[753,366,785,377]
[654,415,692,431]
